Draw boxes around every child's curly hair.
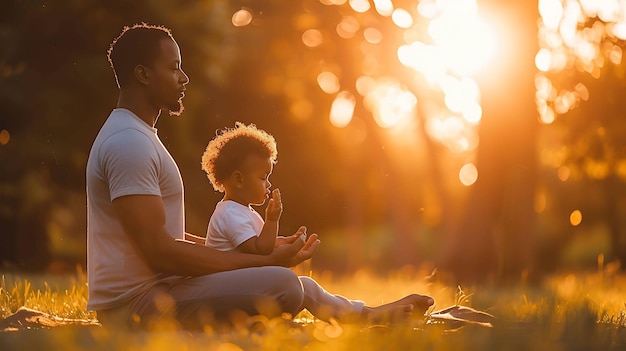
[201,122,278,192]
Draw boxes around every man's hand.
[270,226,319,267]
[265,188,282,222]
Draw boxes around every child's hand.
[275,226,307,247]
[265,188,282,222]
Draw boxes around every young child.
[201,122,434,323]
[201,122,286,254]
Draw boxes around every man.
[87,23,433,330]
[87,23,320,329]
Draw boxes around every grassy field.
[2,265,626,350]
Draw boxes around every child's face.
[239,155,273,206]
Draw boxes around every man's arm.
[112,194,318,276]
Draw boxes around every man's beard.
[167,99,185,116]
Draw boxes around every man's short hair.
[107,23,174,89]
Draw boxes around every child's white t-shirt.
[205,200,264,251]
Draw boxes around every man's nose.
[180,69,190,85]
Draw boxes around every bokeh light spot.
[336,16,360,39]
[330,91,356,128]
[539,0,563,30]
[0,129,9,145]
[320,0,347,5]
[317,71,340,94]
[355,75,376,96]
[459,162,478,186]
[392,9,413,28]
[557,165,570,181]
[349,0,370,13]
[535,48,552,71]
[569,209,582,226]
[363,28,383,44]
[232,9,253,27]
[373,0,393,16]
[302,29,323,47]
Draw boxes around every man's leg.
[169,266,304,329]
[96,282,179,330]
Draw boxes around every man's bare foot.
[361,294,434,324]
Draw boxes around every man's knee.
[269,267,304,315]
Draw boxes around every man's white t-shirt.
[86,108,184,311]
[205,200,264,251]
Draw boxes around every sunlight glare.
[302,29,323,48]
[462,103,482,124]
[317,71,341,94]
[397,42,446,83]
[364,81,417,128]
[611,22,626,40]
[426,115,476,153]
[539,0,562,31]
[440,76,480,114]
[232,9,253,27]
[598,0,621,22]
[427,12,496,75]
[330,91,356,128]
[459,162,478,186]
[392,9,413,28]
[417,1,438,19]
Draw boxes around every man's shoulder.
[100,110,150,135]
[96,113,155,152]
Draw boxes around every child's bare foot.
[361,294,434,324]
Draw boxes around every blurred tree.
[536,0,626,267]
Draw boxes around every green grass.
[2,265,626,350]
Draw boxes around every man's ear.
[230,170,244,188]
[134,65,150,86]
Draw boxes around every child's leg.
[299,276,365,322]
[299,276,434,323]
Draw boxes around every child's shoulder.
[215,200,250,213]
